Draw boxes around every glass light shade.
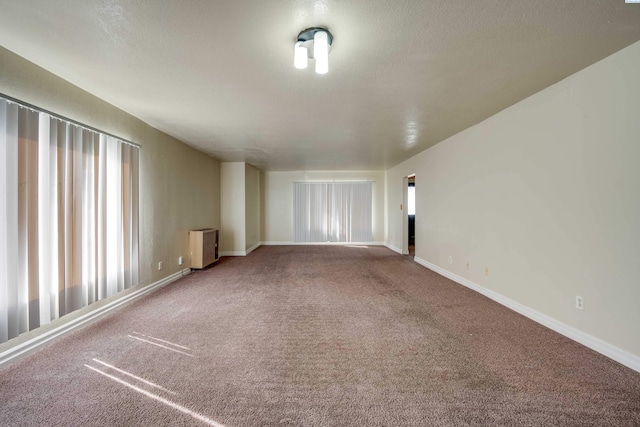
[294,42,308,69]
[314,30,329,74]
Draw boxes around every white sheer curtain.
[0,97,139,343]
[294,181,373,243]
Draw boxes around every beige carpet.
[1,245,639,426]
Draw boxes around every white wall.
[386,41,640,367]
[262,170,385,244]
[245,164,261,252]
[220,162,246,255]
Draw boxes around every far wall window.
[293,181,373,243]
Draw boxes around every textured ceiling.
[0,1,639,171]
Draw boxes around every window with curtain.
[294,181,373,243]
[0,96,139,344]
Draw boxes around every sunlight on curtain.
[0,97,139,343]
[294,182,372,243]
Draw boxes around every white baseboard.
[261,241,385,246]
[0,268,191,368]
[413,257,640,373]
[384,243,403,254]
[260,241,295,245]
[220,242,262,257]
[245,242,261,255]
[220,250,246,256]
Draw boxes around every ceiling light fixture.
[294,27,333,74]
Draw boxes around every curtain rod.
[0,92,141,149]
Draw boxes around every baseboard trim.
[384,243,403,254]
[0,268,191,368]
[260,241,295,246]
[245,242,261,255]
[220,250,247,256]
[261,241,385,246]
[413,257,640,373]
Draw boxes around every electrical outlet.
[178,256,184,266]
[466,261,470,269]
[448,256,453,264]
[485,266,489,276]
[576,296,584,310]
[157,261,163,271]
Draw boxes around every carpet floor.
[1,245,639,426]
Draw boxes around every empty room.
[1,1,639,425]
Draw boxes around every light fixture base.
[296,27,333,58]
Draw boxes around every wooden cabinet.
[189,228,219,269]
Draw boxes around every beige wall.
[0,46,221,286]
[262,170,385,243]
[220,161,261,255]
[245,164,261,252]
[386,41,640,363]
[220,162,246,255]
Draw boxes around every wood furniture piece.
[189,228,219,269]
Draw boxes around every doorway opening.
[402,174,416,257]
[408,175,415,256]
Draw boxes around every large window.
[294,181,373,243]
[0,96,139,344]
